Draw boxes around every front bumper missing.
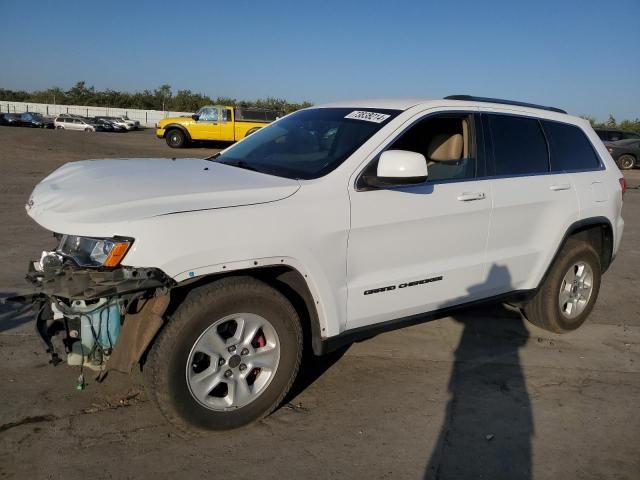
[20,262,175,372]
[26,261,174,300]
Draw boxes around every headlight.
[58,235,133,267]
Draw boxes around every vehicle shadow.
[424,265,533,480]
[0,292,34,333]
[188,140,233,150]
[281,345,349,408]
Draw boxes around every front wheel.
[165,129,187,148]
[524,238,601,333]
[144,277,303,431]
[617,154,636,170]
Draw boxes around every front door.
[346,112,493,329]
[191,107,221,140]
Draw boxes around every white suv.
[23,95,625,431]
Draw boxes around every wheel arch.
[162,123,192,141]
[168,264,325,356]
[539,217,614,290]
[245,127,261,137]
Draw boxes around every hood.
[27,158,300,234]
[159,116,194,126]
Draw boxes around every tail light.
[619,177,626,199]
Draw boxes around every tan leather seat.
[427,133,463,162]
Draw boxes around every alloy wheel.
[185,313,280,411]
[558,261,594,319]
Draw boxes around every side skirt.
[318,289,534,355]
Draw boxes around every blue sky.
[1,0,639,120]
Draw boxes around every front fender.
[174,256,332,346]
[160,123,192,141]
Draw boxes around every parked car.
[19,112,54,128]
[605,139,639,170]
[96,116,135,131]
[2,113,22,126]
[156,105,280,147]
[118,115,140,129]
[595,128,640,142]
[22,95,624,431]
[54,116,101,132]
[92,118,116,132]
[0,113,9,126]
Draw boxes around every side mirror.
[375,150,428,185]
[191,114,200,121]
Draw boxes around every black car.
[2,113,22,126]
[605,139,639,170]
[94,116,128,132]
[92,118,116,132]
[595,128,640,142]
[19,112,54,128]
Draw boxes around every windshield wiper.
[218,159,261,173]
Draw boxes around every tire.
[245,127,261,137]
[524,238,601,333]
[165,128,187,148]
[144,277,303,432]
[84,127,92,132]
[617,154,636,170]
[56,126,64,130]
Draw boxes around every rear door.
[542,120,610,232]
[483,113,579,294]
[219,107,235,141]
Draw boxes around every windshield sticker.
[344,111,391,123]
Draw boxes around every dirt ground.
[0,126,638,480]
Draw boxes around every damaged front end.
[18,238,175,378]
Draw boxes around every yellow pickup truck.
[156,105,279,148]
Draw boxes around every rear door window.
[542,121,601,172]
[486,114,549,176]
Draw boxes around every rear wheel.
[166,129,187,148]
[617,154,636,170]
[524,238,601,333]
[144,277,303,431]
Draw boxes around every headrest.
[427,133,463,162]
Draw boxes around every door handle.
[457,192,486,202]
[550,184,571,191]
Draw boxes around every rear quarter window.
[542,121,601,172]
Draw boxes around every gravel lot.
[0,127,638,480]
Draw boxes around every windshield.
[216,107,400,179]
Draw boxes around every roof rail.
[444,95,567,114]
